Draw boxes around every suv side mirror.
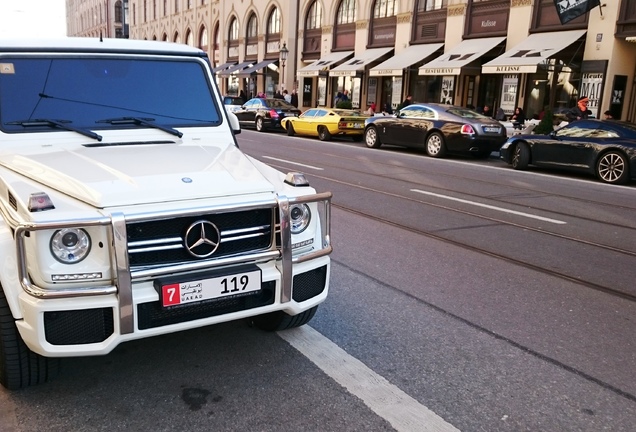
[228,111,241,135]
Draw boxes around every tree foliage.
[533,109,554,135]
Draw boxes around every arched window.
[306,1,322,30]
[336,0,356,24]
[228,17,239,41]
[162,33,168,41]
[199,26,208,50]
[417,0,446,12]
[185,29,193,46]
[373,0,396,18]
[174,31,180,44]
[247,13,258,38]
[267,7,280,35]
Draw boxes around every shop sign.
[391,77,403,108]
[419,67,460,76]
[482,65,537,74]
[330,70,357,77]
[367,78,378,104]
[440,76,454,105]
[500,74,518,116]
[581,73,603,118]
[369,69,402,76]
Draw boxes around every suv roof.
[0,37,206,57]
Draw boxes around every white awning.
[419,37,506,75]
[236,59,277,77]
[482,30,586,74]
[626,36,636,43]
[217,61,252,77]
[329,47,394,77]
[369,43,443,77]
[297,51,354,77]
[212,61,236,73]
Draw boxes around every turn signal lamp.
[284,172,310,187]
[28,192,55,212]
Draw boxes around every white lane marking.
[279,326,460,432]
[411,188,566,225]
[262,156,324,170]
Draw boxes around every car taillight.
[338,121,347,128]
[269,109,279,119]
[461,124,475,135]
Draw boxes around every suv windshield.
[0,56,221,133]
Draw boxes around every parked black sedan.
[234,98,301,132]
[363,103,507,158]
[500,119,636,185]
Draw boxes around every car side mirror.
[227,111,241,135]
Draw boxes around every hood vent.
[8,192,17,211]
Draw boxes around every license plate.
[348,122,363,128]
[156,268,261,307]
[483,126,500,133]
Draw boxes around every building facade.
[66,0,636,122]
[66,0,128,39]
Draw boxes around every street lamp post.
[280,42,289,91]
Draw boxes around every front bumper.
[10,192,332,357]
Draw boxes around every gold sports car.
[281,108,368,141]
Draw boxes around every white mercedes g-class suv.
[0,38,331,389]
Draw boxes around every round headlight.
[50,228,91,264]
[289,204,311,234]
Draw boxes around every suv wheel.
[0,287,59,389]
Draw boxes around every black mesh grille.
[127,208,274,267]
[44,308,114,345]
[292,265,327,302]
[137,281,276,329]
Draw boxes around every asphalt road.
[1,129,635,431]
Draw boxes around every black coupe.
[363,103,507,158]
[234,98,301,132]
[500,119,636,185]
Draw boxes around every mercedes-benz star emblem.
[184,220,221,258]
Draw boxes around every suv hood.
[0,137,274,208]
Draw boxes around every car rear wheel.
[511,142,530,170]
[0,287,60,389]
[286,122,295,136]
[596,151,629,184]
[251,306,318,331]
[256,117,265,132]
[364,126,382,148]
[425,132,446,158]
[318,126,331,141]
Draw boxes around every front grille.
[292,265,328,302]
[137,280,276,329]
[127,208,274,268]
[44,308,114,345]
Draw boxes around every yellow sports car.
[281,108,368,141]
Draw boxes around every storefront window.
[524,59,581,120]
[409,75,442,103]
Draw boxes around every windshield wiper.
[95,117,183,138]
[6,119,102,141]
